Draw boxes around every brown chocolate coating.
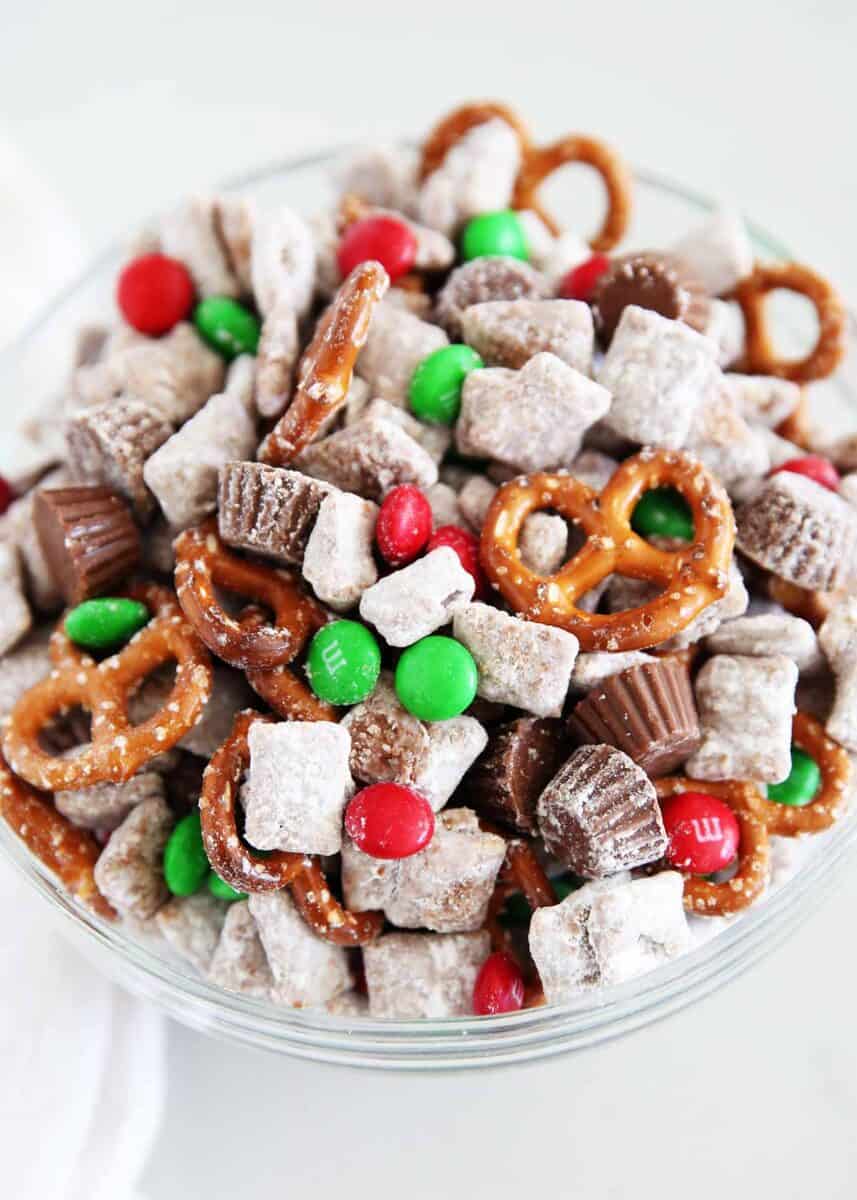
[34,485,141,606]
[590,251,710,345]
[465,717,568,834]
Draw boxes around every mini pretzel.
[174,521,317,670]
[731,262,846,383]
[3,583,213,792]
[766,577,840,629]
[236,603,337,722]
[258,260,389,466]
[655,777,770,915]
[756,712,851,836]
[419,100,632,251]
[200,710,382,945]
[0,756,115,920]
[775,389,812,449]
[480,449,735,652]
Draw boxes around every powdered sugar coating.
[518,511,568,576]
[297,417,438,501]
[356,302,448,406]
[706,613,823,674]
[156,891,227,973]
[250,205,316,318]
[67,397,173,520]
[0,542,32,655]
[684,386,770,492]
[208,900,274,999]
[569,650,656,692]
[671,208,754,296]
[302,491,378,612]
[158,195,254,298]
[218,461,335,566]
[0,629,52,717]
[424,482,461,529]
[703,299,745,368]
[416,118,522,235]
[247,890,350,1008]
[335,144,420,214]
[255,302,299,419]
[55,771,165,833]
[434,256,547,341]
[93,795,173,919]
[722,373,801,429]
[819,598,857,752]
[360,547,474,647]
[363,930,491,1017]
[460,299,595,373]
[359,398,451,465]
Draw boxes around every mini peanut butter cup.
[466,717,567,834]
[568,657,701,778]
[590,251,710,345]
[34,485,141,605]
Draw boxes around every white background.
[2,1,857,1196]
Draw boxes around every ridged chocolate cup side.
[590,251,710,345]
[34,485,141,605]
[217,461,334,566]
[568,658,701,778]
[465,717,567,834]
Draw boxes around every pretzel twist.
[731,261,846,383]
[200,710,382,945]
[756,712,851,836]
[655,777,770,915]
[235,603,337,722]
[480,449,735,652]
[419,101,632,251]
[257,261,389,466]
[3,583,212,792]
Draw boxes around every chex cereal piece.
[297,417,438,502]
[244,721,353,855]
[247,890,350,1007]
[143,388,257,529]
[0,542,32,655]
[250,205,316,317]
[529,872,690,1002]
[703,299,745,368]
[686,653,798,782]
[839,474,857,509]
[208,900,275,999]
[360,546,474,647]
[335,144,419,212]
[359,399,451,464]
[597,306,719,450]
[453,602,579,718]
[55,771,164,833]
[671,208,754,296]
[343,674,431,785]
[460,299,595,373]
[434,256,547,341]
[458,475,498,531]
[302,491,378,612]
[569,650,657,693]
[567,449,618,491]
[706,613,823,674]
[93,794,173,919]
[67,397,173,520]
[0,628,52,719]
[0,467,69,610]
[414,717,488,810]
[537,745,667,877]
[355,302,448,405]
[425,482,461,528]
[155,891,227,973]
[456,352,611,472]
[158,196,254,297]
[518,511,568,576]
[722,373,801,429]
[517,212,590,289]
[224,354,256,411]
[326,990,370,1017]
[342,807,505,932]
[255,301,299,419]
[218,461,335,566]
[130,664,252,760]
[736,472,857,593]
[818,598,857,752]
[417,117,522,235]
[363,930,491,1017]
[683,387,770,491]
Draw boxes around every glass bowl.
[1,149,856,1070]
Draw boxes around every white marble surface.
[2,1,857,1196]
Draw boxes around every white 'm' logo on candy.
[690,816,723,843]
[321,642,346,674]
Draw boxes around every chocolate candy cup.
[34,485,141,606]
[465,717,567,834]
[590,251,710,345]
[568,657,701,778]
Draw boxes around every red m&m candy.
[117,253,195,336]
[0,475,15,517]
[426,525,486,599]
[559,253,611,302]
[771,455,841,493]
[344,782,435,860]
[337,215,417,284]
[473,952,525,1015]
[661,791,740,875]
[376,485,433,566]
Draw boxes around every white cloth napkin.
[0,131,167,1199]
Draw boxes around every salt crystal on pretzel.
[417,117,523,235]
[706,613,823,674]
[597,306,719,450]
[218,461,335,567]
[722,373,802,429]
[456,353,611,472]
[360,546,474,647]
[143,388,257,529]
[208,900,275,999]
[302,491,379,612]
[818,598,857,752]
[686,653,797,783]
[453,602,579,718]
[254,301,299,420]
[529,872,690,1002]
[298,417,438,503]
[155,891,227,973]
[671,208,754,296]
[460,299,595,373]
[355,301,448,406]
[342,807,505,933]
[67,397,174,521]
[703,299,746,368]
[158,195,255,298]
[244,721,353,855]
[93,794,173,919]
[736,472,857,593]
[357,398,451,464]
[425,482,461,529]
[335,144,420,214]
[434,256,547,341]
[55,771,165,833]
[247,890,351,1007]
[250,205,316,317]
[363,929,491,1017]
[683,386,770,491]
[0,542,32,655]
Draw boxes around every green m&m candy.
[394,635,478,721]
[461,210,528,262]
[409,344,483,425]
[766,747,821,807]
[194,296,260,359]
[65,598,149,650]
[163,810,210,896]
[306,619,381,705]
[207,871,246,902]
[631,488,694,542]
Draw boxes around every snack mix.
[2,99,855,1021]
